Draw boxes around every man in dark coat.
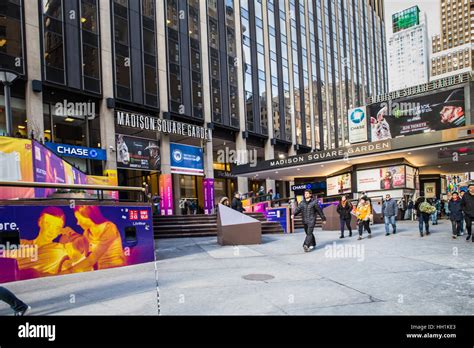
[461,183,474,241]
[231,192,245,213]
[292,190,326,252]
[448,192,463,239]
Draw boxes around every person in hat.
[292,189,327,252]
[145,142,160,170]
[461,182,474,241]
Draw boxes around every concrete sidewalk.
[156,220,474,315]
[1,219,473,315]
[0,262,159,316]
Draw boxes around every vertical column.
[157,1,174,215]
[98,0,117,171]
[262,0,275,195]
[200,0,214,214]
[285,0,297,156]
[24,0,44,141]
[234,0,248,194]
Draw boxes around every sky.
[384,0,441,46]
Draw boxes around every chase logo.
[350,108,365,124]
[89,149,98,158]
[172,149,183,163]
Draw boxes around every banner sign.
[116,134,160,171]
[357,165,407,192]
[45,142,106,161]
[203,178,214,215]
[116,110,210,140]
[0,137,34,200]
[0,204,154,284]
[327,173,352,196]
[348,106,368,144]
[170,143,204,176]
[369,88,465,141]
[291,182,326,192]
[265,207,289,233]
[159,174,174,215]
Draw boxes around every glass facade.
[0,0,25,75]
[112,0,158,106]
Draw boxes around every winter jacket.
[461,192,474,218]
[448,199,463,221]
[382,199,398,217]
[231,197,244,212]
[336,202,353,220]
[355,203,372,221]
[294,199,326,226]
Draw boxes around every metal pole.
[4,82,13,137]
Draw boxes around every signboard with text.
[348,106,368,144]
[116,134,160,171]
[170,143,204,176]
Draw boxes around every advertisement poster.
[159,174,174,215]
[369,88,465,141]
[0,204,154,284]
[347,106,368,144]
[203,178,214,215]
[116,134,160,171]
[33,141,67,198]
[265,207,289,233]
[424,182,436,198]
[0,137,34,199]
[327,173,352,196]
[357,166,406,192]
[405,166,415,189]
[170,143,204,175]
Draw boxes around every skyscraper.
[387,6,429,91]
[431,0,474,79]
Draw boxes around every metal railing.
[0,181,147,202]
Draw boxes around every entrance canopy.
[232,126,474,181]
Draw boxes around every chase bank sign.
[347,106,368,144]
[45,142,107,161]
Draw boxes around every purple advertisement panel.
[33,141,66,198]
[203,178,214,215]
[73,167,87,185]
[0,204,155,284]
[159,174,174,215]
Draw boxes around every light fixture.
[0,68,20,137]
[44,130,51,134]
[278,153,285,159]
[65,117,75,122]
[407,152,412,155]
[80,17,87,23]
[18,125,25,130]
[0,39,6,47]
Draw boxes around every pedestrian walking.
[0,286,31,316]
[292,189,327,252]
[231,192,245,213]
[430,198,439,225]
[355,197,372,240]
[398,198,406,221]
[382,194,398,235]
[336,195,353,238]
[448,192,463,239]
[461,183,474,242]
[415,197,434,237]
[459,191,465,234]
[406,199,414,220]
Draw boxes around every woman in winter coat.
[355,197,372,240]
[448,192,463,239]
[336,195,353,238]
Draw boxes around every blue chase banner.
[170,143,204,175]
[45,142,107,161]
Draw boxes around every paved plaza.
[1,219,473,315]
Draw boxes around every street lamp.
[0,69,20,137]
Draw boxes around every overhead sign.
[291,182,326,192]
[116,134,160,171]
[45,142,106,161]
[392,6,420,33]
[348,106,368,144]
[170,143,204,175]
[327,173,352,196]
[369,88,465,141]
[116,110,211,140]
